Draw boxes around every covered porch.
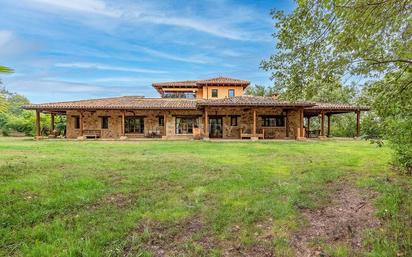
[304,103,370,139]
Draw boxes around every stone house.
[22,77,368,140]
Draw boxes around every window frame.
[73,116,80,129]
[124,116,145,134]
[211,89,218,98]
[175,117,198,135]
[158,116,165,126]
[230,116,238,126]
[261,115,285,128]
[101,116,109,129]
[228,89,235,97]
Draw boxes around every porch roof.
[304,102,370,116]
[197,96,315,107]
[22,96,368,113]
[22,96,198,110]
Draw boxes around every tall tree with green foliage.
[0,65,14,113]
[245,84,276,96]
[262,0,411,171]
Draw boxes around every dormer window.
[211,89,218,98]
[228,89,235,97]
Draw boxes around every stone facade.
[66,107,302,140]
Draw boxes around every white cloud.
[29,0,120,17]
[54,62,167,74]
[23,0,268,41]
[0,30,13,47]
[134,46,213,64]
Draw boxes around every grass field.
[0,138,411,257]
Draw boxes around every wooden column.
[35,110,41,138]
[80,111,84,136]
[50,113,55,132]
[300,108,305,138]
[356,110,360,137]
[327,114,331,137]
[307,116,310,137]
[252,109,257,136]
[121,111,125,136]
[320,111,325,137]
[204,108,208,137]
[163,114,167,137]
[285,110,289,138]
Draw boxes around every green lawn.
[0,138,410,257]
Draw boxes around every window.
[262,116,285,127]
[175,117,198,134]
[158,116,164,126]
[230,116,238,126]
[163,92,196,98]
[73,116,80,129]
[211,89,218,98]
[125,116,144,133]
[228,89,235,97]
[101,116,109,129]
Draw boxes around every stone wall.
[66,107,302,139]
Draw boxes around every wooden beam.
[300,108,305,138]
[163,114,167,137]
[356,111,360,137]
[50,113,55,132]
[327,114,331,137]
[80,111,84,136]
[320,111,325,137]
[35,110,41,138]
[252,109,257,136]
[121,111,125,136]
[285,110,289,138]
[204,108,208,137]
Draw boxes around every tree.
[245,84,276,97]
[0,65,14,113]
[262,0,412,171]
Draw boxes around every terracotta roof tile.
[22,96,197,110]
[305,102,369,112]
[152,76,250,88]
[22,96,369,112]
[198,96,315,107]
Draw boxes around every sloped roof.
[305,102,370,112]
[198,96,314,107]
[22,96,197,110]
[22,96,369,113]
[152,76,250,88]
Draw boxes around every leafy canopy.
[262,0,411,171]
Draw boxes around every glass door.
[209,117,223,138]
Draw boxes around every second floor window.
[211,89,218,98]
[228,89,235,97]
[101,116,109,129]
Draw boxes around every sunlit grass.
[0,137,410,256]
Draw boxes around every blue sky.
[0,0,294,103]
